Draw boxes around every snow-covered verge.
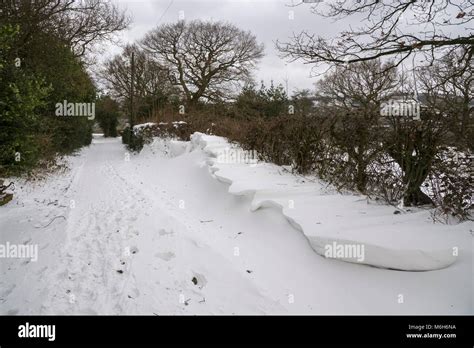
[0,134,472,314]
[188,132,472,272]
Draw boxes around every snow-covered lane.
[0,135,472,314]
[1,136,284,314]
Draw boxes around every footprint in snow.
[158,228,174,236]
[128,288,140,299]
[155,252,175,261]
[190,272,207,289]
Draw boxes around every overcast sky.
[98,0,467,95]
[99,0,354,93]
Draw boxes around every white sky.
[96,0,469,95]
[98,0,346,93]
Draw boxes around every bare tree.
[315,60,397,193]
[316,60,398,109]
[102,45,168,100]
[417,48,473,150]
[1,0,129,57]
[277,0,473,74]
[101,44,177,120]
[313,59,452,206]
[141,20,264,106]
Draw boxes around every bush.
[122,126,144,152]
[96,96,119,137]
[237,115,331,174]
[122,126,131,144]
[428,148,473,221]
[134,103,472,221]
[0,25,52,176]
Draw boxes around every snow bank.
[188,132,471,271]
[133,122,156,131]
[138,137,190,158]
[2,134,471,314]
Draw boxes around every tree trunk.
[400,155,433,206]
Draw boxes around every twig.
[35,215,66,228]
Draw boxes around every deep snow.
[0,134,472,314]
[190,132,470,271]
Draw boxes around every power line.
[156,0,174,26]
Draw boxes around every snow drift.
[187,132,470,271]
[2,134,472,314]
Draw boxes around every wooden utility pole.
[130,51,135,128]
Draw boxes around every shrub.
[428,148,473,221]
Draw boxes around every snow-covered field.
[0,134,472,314]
